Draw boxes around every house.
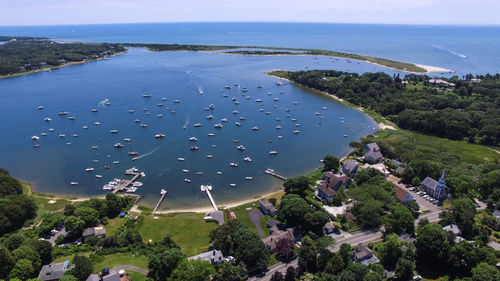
[443,224,461,236]
[429,78,455,87]
[260,199,277,217]
[38,261,74,281]
[82,226,106,239]
[386,159,405,175]
[86,270,129,281]
[398,233,415,243]
[318,183,337,203]
[323,222,336,234]
[342,160,359,176]
[421,170,448,201]
[493,210,500,230]
[322,172,350,191]
[353,244,373,262]
[262,227,301,253]
[40,62,48,66]
[266,219,279,229]
[364,143,383,163]
[189,250,225,265]
[395,188,414,204]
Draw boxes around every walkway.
[249,209,264,238]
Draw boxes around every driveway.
[110,265,149,275]
[48,227,67,246]
[249,209,264,238]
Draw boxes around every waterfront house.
[82,226,106,239]
[421,170,448,201]
[364,142,383,163]
[323,222,336,234]
[260,199,277,217]
[322,172,350,191]
[38,261,74,281]
[395,188,414,204]
[342,160,359,176]
[189,250,225,265]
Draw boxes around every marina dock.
[264,168,287,181]
[201,185,218,211]
[111,170,144,193]
[153,189,167,213]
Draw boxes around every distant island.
[0,36,454,78]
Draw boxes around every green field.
[127,271,149,281]
[136,213,219,257]
[54,252,149,273]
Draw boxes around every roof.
[262,227,300,251]
[260,199,277,213]
[189,250,224,264]
[395,188,412,201]
[387,159,403,166]
[86,273,129,281]
[422,177,438,190]
[323,171,335,178]
[443,224,461,235]
[365,142,380,152]
[492,210,500,219]
[38,262,72,281]
[95,226,106,236]
[342,160,359,173]
[328,173,350,189]
[324,222,335,229]
[319,183,336,197]
[82,227,95,237]
[364,150,383,162]
[354,244,372,260]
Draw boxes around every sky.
[0,0,499,26]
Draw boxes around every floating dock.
[153,189,167,213]
[111,171,144,193]
[264,168,287,181]
[201,185,218,211]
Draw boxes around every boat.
[293,130,301,134]
[73,134,79,137]
[58,111,69,116]
[273,105,278,108]
[31,136,39,140]
[128,152,138,156]
[269,151,278,155]
[217,171,223,175]
[33,144,40,148]
[278,136,283,139]
[293,101,298,105]
[244,157,252,162]
[38,106,44,110]
[275,125,281,129]
[140,124,147,128]
[104,166,110,169]
[214,123,223,128]
[157,114,163,118]
[241,87,247,92]
[189,137,198,141]
[206,115,213,120]
[208,133,215,136]
[230,183,236,187]
[259,108,264,112]
[257,84,262,88]
[131,157,138,161]
[82,126,88,129]
[69,116,76,120]
[233,110,239,114]
[184,179,191,183]
[276,117,281,121]
[196,172,204,175]
[161,97,167,101]
[236,145,246,151]
[246,96,251,99]
[233,139,240,143]
[267,92,272,95]
[110,130,118,134]
[134,119,140,123]
[286,108,290,112]
[276,81,283,86]
[209,104,215,109]
[239,116,245,120]
[93,159,99,163]
[91,109,98,112]
[174,100,180,103]
[129,109,135,113]
[142,94,152,98]
[85,168,94,172]
[96,175,103,178]
[157,103,163,107]
[145,112,151,115]
[252,126,259,131]
[114,143,124,148]
[267,140,273,143]
[265,112,271,115]
[177,158,185,161]
[124,138,131,142]
[92,146,98,149]
[155,134,165,139]
[235,122,242,126]
[94,122,100,126]
[221,118,228,122]
[225,85,231,89]
[344,134,348,137]
[66,142,72,145]
[314,112,321,115]
[194,123,202,127]
[132,181,143,187]
[70,182,78,185]
[41,133,47,136]
[182,169,190,173]
[125,187,138,193]
[274,98,280,101]
[245,177,254,180]
[255,99,263,102]
[59,134,66,138]
[44,117,52,122]
[292,118,297,122]
[190,146,199,150]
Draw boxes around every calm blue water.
[1,23,500,74]
[0,49,380,209]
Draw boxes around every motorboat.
[190,146,199,150]
[69,116,76,120]
[73,134,79,137]
[245,177,254,180]
[276,81,283,86]
[221,118,228,122]
[82,126,88,129]
[275,125,281,129]
[174,100,180,103]
[274,98,280,101]
[91,109,98,112]
[236,145,246,151]
[155,134,165,139]
[189,137,198,141]
[114,143,124,148]
[134,119,140,123]
[70,182,78,185]
[124,138,131,142]
[206,115,213,120]
[157,114,163,118]
[128,152,138,156]
[44,117,52,122]
[230,162,238,167]
[217,171,223,175]
[142,94,152,98]
[33,144,40,148]
[92,146,98,149]
[140,124,147,128]
[255,99,263,102]
[194,123,202,127]
[233,110,239,114]
[96,175,103,178]
[230,183,236,187]
[85,168,94,172]
[110,130,118,134]
[293,130,301,134]
[208,133,215,136]
[157,103,163,107]
[41,133,47,136]
[239,116,245,120]
[182,169,190,173]
[252,126,259,131]
[269,151,278,155]
[177,158,185,161]
[235,122,242,126]
[59,134,66,138]
[94,122,100,126]
[129,109,135,113]
[296,123,301,127]
[38,106,44,110]
[112,161,120,164]
[58,111,69,116]
[214,123,223,128]
[244,157,252,162]
[206,155,213,158]
[31,135,39,140]
[184,179,191,183]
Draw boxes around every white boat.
[230,162,238,167]
[206,154,213,158]
[38,106,44,110]
[133,181,143,187]
[140,124,147,128]
[69,116,76,120]
[96,175,103,178]
[91,109,98,112]
[239,116,245,120]
[278,136,283,139]
[257,84,262,88]
[113,161,120,164]
[214,123,223,128]
[296,124,301,127]
[344,134,348,137]
[82,126,88,129]
[255,99,263,102]
[194,123,202,127]
[94,122,100,126]
[276,118,281,121]
[70,182,78,185]
[217,171,223,175]
[252,126,259,131]
[174,100,180,103]
[93,160,99,163]
[293,130,301,134]
[286,108,290,112]
[225,85,231,89]
[134,119,140,123]
[208,133,215,136]
[314,112,321,115]
[259,108,264,112]
[44,117,52,122]
[291,118,297,122]
[114,143,124,148]
[230,183,237,187]
[236,145,246,151]
[105,100,111,105]
[184,179,191,183]
[157,103,163,107]
[206,115,213,120]
[58,111,69,116]
[190,146,199,150]
[235,122,242,126]
[182,169,190,173]
[124,138,131,142]
[33,144,40,148]
[269,151,278,155]
[177,158,185,161]
[275,125,281,129]
[59,134,66,138]
[157,114,163,118]
[244,157,252,162]
[41,133,47,136]
[125,187,138,193]
[85,168,94,172]
[189,137,198,141]
[276,81,283,86]
[155,134,165,139]
[110,130,118,134]
[142,94,152,98]
[245,177,254,180]
[196,172,204,175]
[293,101,298,105]
[274,98,280,101]
[91,145,98,149]
[232,110,239,114]
[129,109,135,113]
[221,118,228,122]
[31,135,40,140]
[161,97,167,101]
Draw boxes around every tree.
[11,245,41,271]
[405,200,420,217]
[270,271,284,281]
[78,198,107,218]
[168,259,215,281]
[448,241,496,276]
[275,237,295,262]
[232,226,270,272]
[340,263,367,281]
[479,170,500,200]
[0,173,23,197]
[67,255,93,281]
[298,236,317,272]
[0,247,15,279]
[74,207,99,228]
[451,198,477,239]
[278,194,313,227]
[415,223,449,267]
[105,193,125,218]
[148,248,185,281]
[8,259,34,280]
[64,204,76,216]
[383,204,415,235]
[6,233,26,251]
[378,234,403,268]
[212,262,247,281]
[339,243,352,265]
[60,275,79,281]
[65,216,85,236]
[323,155,340,172]
[26,239,53,265]
[283,176,310,197]
[471,262,500,281]
[324,254,344,275]
[394,257,414,281]
[284,266,296,281]
[304,211,330,235]
[355,199,384,229]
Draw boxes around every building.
[364,143,383,163]
[38,261,74,281]
[86,271,129,281]
[386,159,405,175]
[443,224,461,236]
[323,222,336,234]
[421,170,448,201]
[82,226,106,239]
[362,163,390,178]
[318,172,350,203]
[429,78,455,87]
[353,244,373,262]
[318,183,337,203]
[189,250,225,265]
[395,188,414,204]
[262,227,301,253]
[260,199,277,217]
[342,160,359,176]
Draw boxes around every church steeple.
[437,169,446,189]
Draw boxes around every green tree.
[168,259,215,281]
[6,233,26,251]
[232,226,270,272]
[378,233,403,268]
[324,254,344,275]
[65,216,85,236]
[0,173,23,196]
[471,262,500,281]
[11,245,41,271]
[283,176,310,197]
[8,259,34,280]
[105,193,125,218]
[383,204,415,235]
[74,207,99,228]
[304,211,330,235]
[394,257,414,281]
[212,262,247,281]
[405,200,420,217]
[67,255,93,281]
[0,246,16,279]
[339,243,352,265]
[298,236,318,272]
[340,263,367,281]
[323,155,340,172]
[451,198,477,239]
[275,237,295,262]
[278,194,313,227]
[270,271,284,281]
[26,239,53,266]
[148,248,185,281]
[415,223,449,268]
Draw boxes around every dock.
[201,185,218,211]
[153,189,167,213]
[264,168,287,181]
[111,171,144,193]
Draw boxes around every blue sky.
[0,0,498,26]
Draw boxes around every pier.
[111,171,144,193]
[201,185,218,211]
[264,168,287,181]
[153,189,167,213]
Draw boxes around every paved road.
[109,265,149,275]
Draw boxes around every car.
[405,184,410,188]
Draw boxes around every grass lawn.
[136,213,219,257]
[104,217,127,236]
[54,252,149,273]
[231,201,261,234]
[33,196,70,212]
[128,271,149,281]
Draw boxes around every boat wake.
[97,98,109,107]
[432,45,466,59]
[133,144,164,160]
[197,85,204,95]
[183,116,190,128]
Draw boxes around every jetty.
[264,168,287,181]
[201,185,218,211]
[111,170,144,193]
[153,189,167,213]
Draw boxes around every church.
[421,170,449,201]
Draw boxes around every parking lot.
[387,175,440,213]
